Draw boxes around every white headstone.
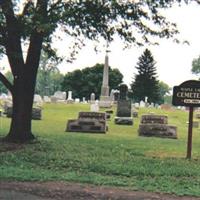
[75,98,80,103]
[150,103,154,107]
[90,93,95,102]
[34,94,43,107]
[110,89,115,101]
[140,100,145,108]
[67,91,73,100]
[90,101,99,112]
[34,94,43,103]
[134,103,139,108]
[82,97,87,104]
[54,91,65,100]
[43,96,51,103]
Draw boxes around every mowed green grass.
[1,103,200,196]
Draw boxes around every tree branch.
[0,72,13,93]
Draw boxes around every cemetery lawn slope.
[1,104,200,196]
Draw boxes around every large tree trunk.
[4,74,36,142]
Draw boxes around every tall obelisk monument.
[99,49,112,108]
[101,51,109,96]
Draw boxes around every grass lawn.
[1,103,200,196]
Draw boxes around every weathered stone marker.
[138,114,177,139]
[172,80,200,159]
[66,112,107,133]
[99,51,112,108]
[5,107,42,120]
[115,84,133,125]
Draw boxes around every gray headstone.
[66,111,107,133]
[90,93,95,102]
[138,114,177,139]
[115,84,133,125]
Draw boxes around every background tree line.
[1,49,170,104]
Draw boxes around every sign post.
[172,80,200,159]
[187,106,193,159]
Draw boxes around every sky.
[56,2,200,88]
[1,2,200,88]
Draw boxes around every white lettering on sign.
[184,99,200,104]
[177,92,200,99]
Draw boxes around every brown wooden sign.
[172,80,200,107]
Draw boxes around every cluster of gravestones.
[66,84,178,139]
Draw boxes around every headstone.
[50,96,57,103]
[132,110,138,118]
[90,93,95,104]
[138,114,177,139]
[114,84,133,125]
[67,91,74,103]
[54,91,66,101]
[195,113,200,119]
[32,107,42,120]
[186,121,199,128]
[145,96,148,107]
[82,97,87,104]
[90,101,99,112]
[139,100,145,108]
[34,94,43,107]
[75,98,80,103]
[134,103,139,109]
[150,103,154,108]
[43,96,51,103]
[113,90,120,102]
[110,89,115,101]
[5,106,42,120]
[193,121,199,128]
[66,112,107,133]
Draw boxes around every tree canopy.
[191,55,200,76]
[61,63,123,100]
[158,81,171,104]
[35,51,64,96]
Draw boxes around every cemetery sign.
[172,80,200,159]
[172,80,200,107]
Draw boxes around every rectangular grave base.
[114,117,133,125]
[66,119,106,133]
[139,124,177,139]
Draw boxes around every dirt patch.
[0,138,25,152]
[1,181,200,200]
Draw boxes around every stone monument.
[99,51,112,108]
[138,114,177,139]
[66,91,74,103]
[114,84,133,125]
[66,112,107,133]
[90,93,95,104]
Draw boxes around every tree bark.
[4,75,35,142]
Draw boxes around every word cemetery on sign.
[172,80,200,107]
